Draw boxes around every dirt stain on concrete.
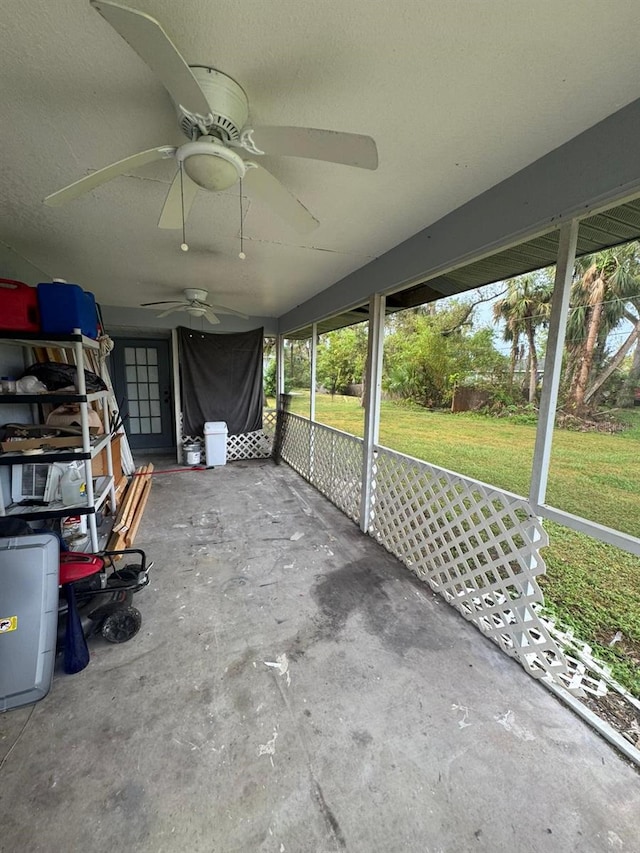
[309,558,448,656]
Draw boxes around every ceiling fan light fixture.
[178,137,246,191]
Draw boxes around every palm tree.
[566,244,640,413]
[492,273,552,402]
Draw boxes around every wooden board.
[92,434,122,479]
[125,479,152,546]
[112,466,144,533]
[119,466,148,532]
[112,463,153,535]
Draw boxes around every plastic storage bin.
[204,421,228,467]
[0,533,60,711]
[0,279,40,332]
[37,280,98,338]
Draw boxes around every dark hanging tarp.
[178,326,263,436]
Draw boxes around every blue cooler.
[37,280,98,338]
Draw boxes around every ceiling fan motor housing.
[178,67,249,142]
[184,288,209,302]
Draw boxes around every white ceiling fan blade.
[243,164,319,234]
[158,169,199,229]
[238,126,378,170]
[140,300,184,307]
[90,1,212,119]
[156,306,186,318]
[44,146,176,206]
[208,303,249,319]
[205,311,221,325]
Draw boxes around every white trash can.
[204,421,228,467]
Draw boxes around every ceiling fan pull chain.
[179,161,189,252]
[239,178,246,260]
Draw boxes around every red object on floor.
[59,553,105,584]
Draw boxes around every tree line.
[274,242,640,417]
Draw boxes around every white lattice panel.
[309,422,362,522]
[227,430,273,461]
[536,608,612,698]
[280,413,311,478]
[281,415,363,522]
[181,433,203,449]
[368,446,569,682]
[181,410,276,462]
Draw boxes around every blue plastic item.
[37,280,98,338]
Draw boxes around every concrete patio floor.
[1,457,639,852]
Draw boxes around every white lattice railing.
[278,414,613,692]
[368,445,569,683]
[281,414,362,523]
[181,409,277,462]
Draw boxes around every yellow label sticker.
[0,616,18,634]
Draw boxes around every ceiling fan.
[43,0,379,234]
[140,288,249,325]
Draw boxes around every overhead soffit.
[285,197,640,340]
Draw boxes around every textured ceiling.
[1,0,640,322]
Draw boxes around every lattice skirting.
[281,414,362,523]
[368,445,569,683]
[181,409,277,462]
[278,413,602,692]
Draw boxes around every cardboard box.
[1,435,84,452]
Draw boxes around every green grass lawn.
[282,391,640,695]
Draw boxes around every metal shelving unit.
[0,329,116,550]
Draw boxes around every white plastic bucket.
[184,442,201,466]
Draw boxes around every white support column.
[360,294,385,533]
[529,220,579,509]
[171,329,182,464]
[101,392,116,510]
[276,334,285,400]
[74,331,98,552]
[310,323,318,422]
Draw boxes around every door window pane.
[140,418,151,433]
[137,366,148,382]
[138,384,149,400]
[126,366,137,382]
[149,384,160,400]
[139,400,150,417]
[151,418,162,433]
[129,401,139,417]
[136,349,147,365]
[125,347,135,364]
[127,383,137,400]
[150,400,160,417]
[148,366,158,383]
[147,348,157,365]
[129,417,140,434]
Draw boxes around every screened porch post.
[310,323,318,422]
[529,219,579,509]
[171,328,182,464]
[360,294,386,533]
[276,334,285,400]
